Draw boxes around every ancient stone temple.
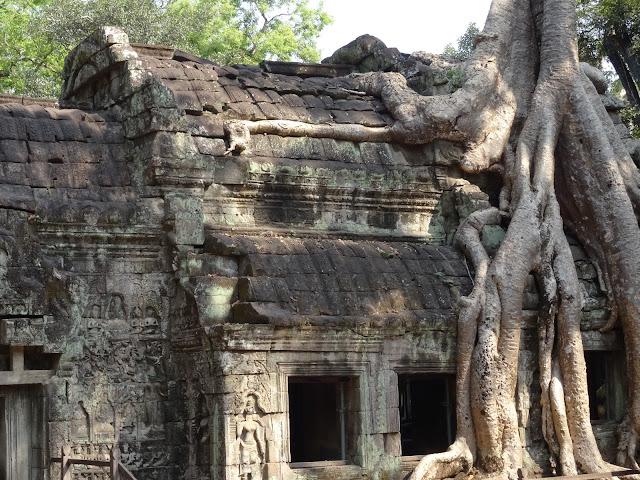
[0,27,635,480]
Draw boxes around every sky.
[314,0,494,59]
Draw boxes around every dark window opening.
[398,374,456,456]
[585,351,625,423]
[288,376,358,464]
[0,346,9,371]
[23,346,59,371]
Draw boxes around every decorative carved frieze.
[0,317,48,346]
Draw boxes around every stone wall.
[0,27,633,480]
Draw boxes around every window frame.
[277,361,369,468]
[584,349,627,424]
[396,372,456,457]
[391,362,456,460]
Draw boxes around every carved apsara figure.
[235,395,265,480]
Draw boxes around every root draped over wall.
[350,0,640,478]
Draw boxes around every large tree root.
[220,0,640,476]
[618,418,640,470]
[406,209,500,480]
[348,0,640,478]
[408,438,474,480]
[222,119,395,155]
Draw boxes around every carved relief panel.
[234,393,267,480]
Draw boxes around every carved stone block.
[1,317,47,346]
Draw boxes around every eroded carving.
[0,247,13,297]
[235,394,265,480]
[93,399,115,442]
[71,401,90,440]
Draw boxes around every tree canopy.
[0,0,64,97]
[0,0,331,98]
[187,0,331,65]
[578,0,640,108]
[443,22,480,60]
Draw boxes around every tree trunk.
[603,33,640,108]
[603,34,640,108]
[352,0,640,478]
[616,31,640,104]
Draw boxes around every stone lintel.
[0,369,54,385]
[1,318,47,346]
[581,329,624,351]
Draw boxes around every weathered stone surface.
[0,26,627,480]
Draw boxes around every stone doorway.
[0,385,44,480]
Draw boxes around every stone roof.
[59,28,390,126]
[0,102,127,216]
[0,27,485,329]
[147,59,390,127]
[188,235,472,327]
[55,27,468,239]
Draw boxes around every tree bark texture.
[351,0,640,478]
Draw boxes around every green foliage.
[0,0,331,98]
[188,0,331,65]
[577,0,640,132]
[443,22,479,60]
[579,0,640,35]
[621,104,640,137]
[0,0,65,97]
[577,0,639,65]
[577,0,640,69]
[446,68,465,92]
[577,0,602,66]
[432,271,456,287]
[35,0,198,50]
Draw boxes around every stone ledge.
[0,94,57,107]
[261,61,355,78]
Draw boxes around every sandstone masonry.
[0,28,633,480]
